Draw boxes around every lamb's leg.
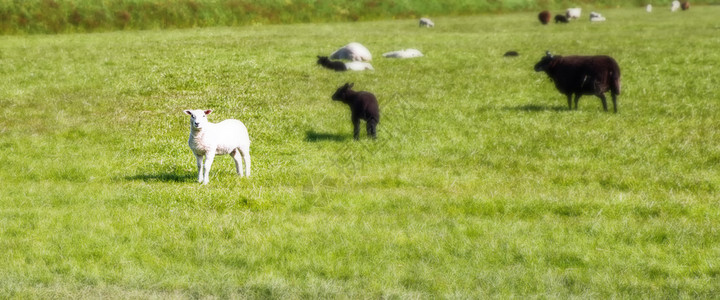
[352,117,360,140]
[597,93,608,112]
[573,94,582,110]
[240,146,251,178]
[195,155,204,183]
[202,150,216,185]
[367,119,377,139]
[231,149,243,176]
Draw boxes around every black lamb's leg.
[352,117,360,140]
[367,119,377,139]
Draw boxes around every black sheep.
[554,15,569,23]
[538,11,551,25]
[317,56,346,71]
[332,83,380,140]
[534,51,621,113]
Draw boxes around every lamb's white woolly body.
[185,109,251,185]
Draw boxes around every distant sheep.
[419,18,434,27]
[555,15,569,23]
[538,11,551,25]
[671,1,681,11]
[682,1,690,10]
[589,12,606,22]
[566,8,582,19]
[646,4,652,12]
[382,49,423,58]
[534,51,621,113]
[317,56,373,71]
[184,109,251,184]
[330,42,372,61]
[332,83,380,140]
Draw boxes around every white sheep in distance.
[646,4,653,12]
[382,49,424,59]
[671,0,681,11]
[566,8,582,19]
[419,18,434,27]
[329,42,372,61]
[184,109,251,185]
[589,12,606,22]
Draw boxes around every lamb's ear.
[348,82,354,88]
[204,109,213,115]
[184,110,193,115]
[545,51,553,58]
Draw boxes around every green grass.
[2,0,718,34]
[2,6,720,298]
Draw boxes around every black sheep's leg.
[573,94,582,110]
[566,94,572,110]
[352,117,360,140]
[611,93,618,113]
[597,93,608,112]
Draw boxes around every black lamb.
[534,51,621,113]
[332,82,379,140]
[317,56,347,71]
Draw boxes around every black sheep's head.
[317,56,329,65]
[534,51,555,72]
[332,82,354,101]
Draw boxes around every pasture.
[1,6,719,298]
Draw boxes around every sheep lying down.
[382,49,424,59]
[330,42,372,61]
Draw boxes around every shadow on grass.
[505,104,568,112]
[125,171,196,183]
[305,130,349,142]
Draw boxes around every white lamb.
[382,49,423,59]
[344,61,374,71]
[184,109,251,185]
[671,0,680,12]
[646,4,653,12]
[329,42,372,61]
[566,7,582,19]
[419,18,434,27]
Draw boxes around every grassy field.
[5,0,713,34]
[1,6,720,298]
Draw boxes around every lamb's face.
[332,83,353,101]
[184,109,213,129]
